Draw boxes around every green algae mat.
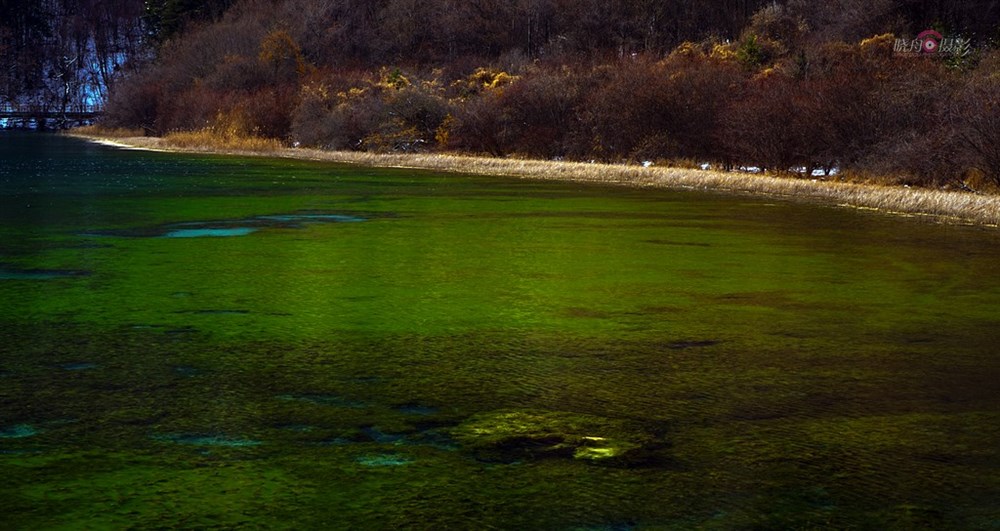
[1,132,999,529]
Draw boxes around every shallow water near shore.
[2,132,999,529]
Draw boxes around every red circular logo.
[917,30,943,54]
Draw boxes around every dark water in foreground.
[1,133,999,529]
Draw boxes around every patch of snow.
[810,167,841,177]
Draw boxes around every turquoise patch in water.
[0,424,39,438]
[356,454,412,467]
[162,228,257,238]
[153,433,262,447]
[82,211,367,240]
[0,269,88,280]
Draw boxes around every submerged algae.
[153,433,263,447]
[2,133,1000,529]
[449,410,666,466]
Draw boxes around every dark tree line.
[0,0,236,115]
[0,0,149,115]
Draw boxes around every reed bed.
[162,129,283,151]
[69,132,1000,227]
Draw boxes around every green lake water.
[1,132,999,529]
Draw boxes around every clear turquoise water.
[1,132,999,529]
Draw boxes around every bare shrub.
[583,50,743,163]
[443,90,508,156]
[492,67,585,158]
[951,67,1000,187]
[102,70,164,134]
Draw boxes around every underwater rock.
[448,410,666,466]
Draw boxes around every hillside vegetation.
[81,1,1000,189]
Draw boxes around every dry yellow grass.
[71,124,145,138]
[162,129,283,152]
[67,131,1000,227]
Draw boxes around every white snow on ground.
[733,165,841,176]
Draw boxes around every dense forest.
[4,0,1000,187]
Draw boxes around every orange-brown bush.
[290,69,449,152]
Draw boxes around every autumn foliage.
[97,0,1000,190]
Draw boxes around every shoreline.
[71,133,1000,228]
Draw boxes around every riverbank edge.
[68,132,1000,227]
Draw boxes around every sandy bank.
[71,133,1000,227]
